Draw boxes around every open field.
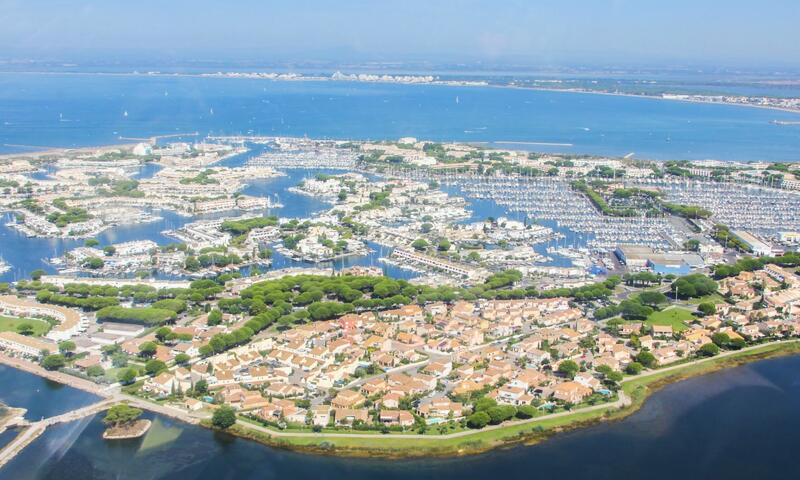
[0,316,51,337]
[645,307,694,332]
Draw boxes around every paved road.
[0,398,115,467]
[41,399,116,426]
[0,354,111,398]
[624,339,791,382]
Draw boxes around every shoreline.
[1,340,799,459]
[0,142,141,162]
[206,340,800,459]
[0,354,111,398]
[496,83,800,116]
[3,69,800,115]
[102,419,152,440]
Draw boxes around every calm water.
[0,428,18,451]
[0,366,99,420]
[2,355,799,479]
[3,70,800,478]
[1,73,799,161]
[0,144,574,281]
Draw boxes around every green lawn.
[645,307,694,332]
[0,316,51,337]
[103,367,128,383]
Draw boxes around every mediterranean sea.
[1,73,799,162]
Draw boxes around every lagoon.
[2,355,799,479]
[0,365,99,420]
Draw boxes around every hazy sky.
[2,0,799,67]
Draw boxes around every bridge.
[0,399,115,468]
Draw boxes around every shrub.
[212,405,237,429]
[145,359,167,376]
[698,343,720,357]
[515,405,537,419]
[486,405,517,424]
[97,306,177,326]
[467,411,490,429]
[625,362,643,375]
[697,302,717,316]
[41,354,66,371]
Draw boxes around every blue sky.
[2,0,799,67]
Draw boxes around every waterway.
[0,163,416,282]
[0,429,17,452]
[0,366,99,420]
[2,354,799,479]
[2,69,799,477]
[2,140,574,282]
[1,73,799,162]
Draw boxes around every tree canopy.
[671,274,718,299]
[212,405,237,429]
[103,404,142,426]
[41,354,66,371]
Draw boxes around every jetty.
[0,398,115,468]
[118,132,199,144]
[0,355,206,468]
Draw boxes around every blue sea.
[1,72,799,161]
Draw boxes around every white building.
[732,230,774,257]
[133,143,153,156]
[0,295,86,341]
[0,331,56,358]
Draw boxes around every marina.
[649,180,800,238]
[4,0,800,477]
[432,174,689,251]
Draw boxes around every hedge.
[96,306,177,326]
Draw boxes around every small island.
[102,404,151,440]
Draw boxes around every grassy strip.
[210,341,800,458]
